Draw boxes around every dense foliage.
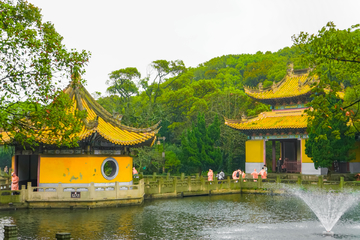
[0,0,90,147]
[293,22,359,171]
[180,113,221,173]
[0,146,13,171]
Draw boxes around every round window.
[101,158,119,180]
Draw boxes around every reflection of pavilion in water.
[226,67,360,174]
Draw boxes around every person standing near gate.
[11,172,19,191]
[277,158,282,173]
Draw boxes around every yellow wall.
[11,155,15,173]
[351,142,360,162]
[39,155,132,184]
[301,139,313,163]
[245,140,264,163]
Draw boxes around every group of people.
[232,169,246,182]
[207,165,267,183]
[251,165,268,181]
[207,169,226,182]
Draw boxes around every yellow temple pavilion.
[6,80,160,188]
[225,68,360,175]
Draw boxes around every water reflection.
[0,194,359,239]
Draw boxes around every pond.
[0,193,359,239]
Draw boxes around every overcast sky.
[30,0,360,95]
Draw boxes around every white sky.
[30,0,360,95]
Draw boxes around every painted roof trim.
[225,109,308,131]
[244,72,316,101]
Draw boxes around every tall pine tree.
[180,113,221,174]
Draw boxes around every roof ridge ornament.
[272,81,278,93]
[241,114,247,122]
[287,63,294,77]
[113,113,123,121]
[74,85,99,130]
[298,77,303,90]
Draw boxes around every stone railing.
[0,179,144,206]
[143,175,277,198]
[1,174,359,207]
[142,174,359,199]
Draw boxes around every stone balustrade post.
[4,225,17,240]
[152,172,157,181]
[297,176,302,185]
[187,177,192,192]
[318,176,323,188]
[21,185,26,202]
[55,233,71,240]
[340,177,344,191]
[89,182,95,199]
[139,179,144,198]
[239,176,242,189]
[115,182,119,198]
[181,173,185,181]
[166,172,170,180]
[195,173,199,180]
[200,176,205,191]
[215,177,219,190]
[227,176,231,189]
[276,175,281,185]
[158,177,163,194]
[56,183,62,200]
[173,177,177,194]
[27,182,32,200]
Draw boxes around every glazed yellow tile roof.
[225,109,308,130]
[63,83,159,146]
[0,81,159,146]
[244,74,313,100]
[0,132,11,143]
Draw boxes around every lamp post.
[157,136,166,173]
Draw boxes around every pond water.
[0,193,360,239]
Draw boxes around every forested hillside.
[95,46,307,174]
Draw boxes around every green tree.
[132,146,163,174]
[106,67,140,113]
[0,145,14,171]
[0,0,90,147]
[293,22,358,174]
[164,150,181,174]
[180,113,221,174]
[140,60,186,105]
[304,92,355,173]
[293,22,360,133]
[243,59,275,87]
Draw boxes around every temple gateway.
[3,80,159,189]
[225,69,360,175]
